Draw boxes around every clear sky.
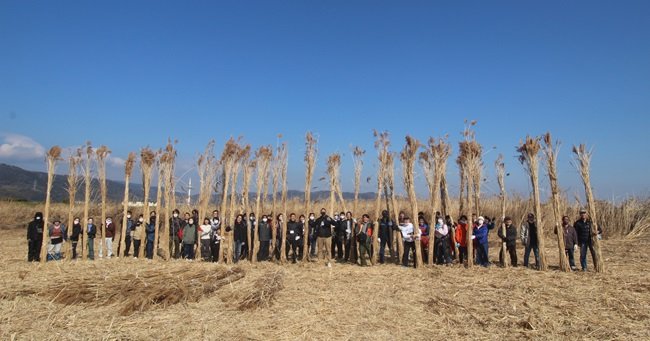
[1,0,649,200]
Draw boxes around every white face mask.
[262,218,268,222]
[478,220,484,225]
[107,220,112,224]
[138,218,144,223]
[309,216,314,220]
[127,215,131,219]
[36,217,41,220]
[437,219,444,225]
[340,215,345,219]
[74,220,80,224]
[173,213,178,218]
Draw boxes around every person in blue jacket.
[145,215,156,259]
[472,216,490,267]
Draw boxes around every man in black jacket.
[497,217,518,267]
[286,213,302,263]
[315,208,334,266]
[168,209,183,259]
[331,212,346,260]
[574,209,602,271]
[343,212,356,263]
[27,212,44,262]
[377,210,395,264]
[86,218,97,260]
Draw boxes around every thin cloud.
[0,133,46,160]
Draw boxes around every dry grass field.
[1,200,649,340]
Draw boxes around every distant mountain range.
[0,163,376,203]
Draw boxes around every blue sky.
[1,0,649,200]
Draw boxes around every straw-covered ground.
[1,227,648,340]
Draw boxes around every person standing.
[257,215,272,261]
[121,211,134,257]
[169,209,183,259]
[145,215,156,259]
[497,217,518,267]
[233,214,248,263]
[343,211,357,263]
[182,217,198,260]
[574,209,601,271]
[356,214,374,266]
[556,215,579,271]
[377,210,394,264]
[210,210,222,263]
[521,213,540,269]
[315,208,334,267]
[433,217,451,265]
[308,213,318,258]
[27,212,44,262]
[132,215,144,258]
[104,217,116,258]
[286,213,302,263]
[419,216,431,264]
[70,217,82,259]
[455,215,469,264]
[47,219,67,261]
[86,218,97,260]
[199,218,213,261]
[398,217,416,268]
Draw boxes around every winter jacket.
[258,221,272,242]
[498,224,518,245]
[473,224,489,245]
[86,224,97,239]
[378,218,394,241]
[287,220,303,241]
[146,223,156,242]
[170,217,183,237]
[105,222,116,239]
[199,224,212,240]
[556,224,579,249]
[234,221,248,242]
[399,223,415,242]
[520,221,538,247]
[315,215,333,238]
[333,219,346,237]
[574,219,601,245]
[48,225,67,243]
[70,223,82,242]
[182,223,197,244]
[455,223,468,247]
[124,218,134,238]
[27,214,44,241]
[433,223,448,239]
[133,222,144,241]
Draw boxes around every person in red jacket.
[455,215,469,264]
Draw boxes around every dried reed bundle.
[373,130,391,264]
[543,133,569,272]
[573,144,605,273]
[39,146,62,263]
[278,143,289,262]
[81,142,93,260]
[140,147,157,243]
[495,154,508,268]
[351,146,365,215]
[228,144,250,261]
[252,146,273,263]
[197,141,218,260]
[302,132,317,260]
[237,268,285,310]
[65,148,82,260]
[517,136,548,271]
[400,135,423,268]
[119,152,136,258]
[95,146,111,258]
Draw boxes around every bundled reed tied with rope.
[218,138,240,263]
[458,121,482,267]
[39,146,62,263]
[433,137,457,259]
[517,136,548,271]
[351,146,366,215]
[197,140,218,260]
[278,142,289,262]
[153,148,165,259]
[302,132,318,260]
[419,137,443,264]
[237,268,285,311]
[573,144,605,273]
[65,148,82,260]
[495,154,508,268]
[119,152,136,258]
[543,133,569,272]
[241,157,255,214]
[385,151,403,263]
[401,135,423,268]
[228,144,250,262]
[373,130,392,264]
[81,142,93,260]
[95,145,111,258]
[139,147,157,243]
[159,140,177,260]
[251,146,273,263]
[456,156,466,216]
